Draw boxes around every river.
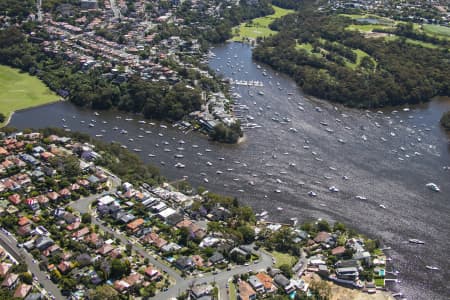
[9,42,450,300]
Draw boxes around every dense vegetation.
[440,111,450,131]
[37,127,163,185]
[252,1,450,108]
[210,121,243,143]
[0,27,205,122]
[176,0,274,44]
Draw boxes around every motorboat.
[133,148,142,152]
[174,162,185,168]
[308,191,317,197]
[148,154,156,157]
[425,183,440,192]
[409,239,425,245]
[355,195,367,200]
[379,204,386,209]
[329,186,339,192]
[425,266,439,270]
[174,154,184,158]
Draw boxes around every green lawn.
[374,277,385,287]
[422,24,450,37]
[271,250,297,268]
[346,23,393,32]
[0,65,58,126]
[232,5,295,41]
[385,35,440,49]
[228,282,237,300]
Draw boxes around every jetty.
[229,79,264,87]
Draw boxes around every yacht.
[174,162,185,168]
[163,148,171,152]
[216,170,223,174]
[425,266,439,270]
[205,149,212,152]
[308,191,317,197]
[355,195,367,200]
[258,91,265,96]
[203,178,209,183]
[174,154,184,158]
[274,189,281,193]
[425,183,440,192]
[88,123,95,127]
[133,148,142,152]
[206,161,212,166]
[192,144,199,148]
[409,239,425,245]
[379,204,386,209]
[148,154,156,157]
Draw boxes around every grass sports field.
[422,24,450,37]
[0,65,58,126]
[232,5,294,41]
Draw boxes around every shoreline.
[1,98,62,128]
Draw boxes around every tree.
[0,113,5,123]
[440,111,450,130]
[237,225,255,244]
[88,285,119,300]
[81,213,92,224]
[317,220,331,232]
[280,264,293,278]
[110,258,131,279]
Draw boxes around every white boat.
[120,130,128,134]
[425,183,440,192]
[277,207,283,211]
[133,148,142,152]
[192,144,199,148]
[203,178,209,183]
[355,195,367,200]
[164,148,171,152]
[88,123,95,127]
[409,239,425,245]
[148,154,156,157]
[329,186,339,192]
[274,189,281,193]
[205,149,212,152]
[125,118,133,121]
[379,204,386,209]
[216,170,223,174]
[174,154,184,158]
[308,191,317,197]
[425,266,439,270]
[95,134,103,137]
[94,112,99,116]
[174,162,185,168]
[206,161,212,166]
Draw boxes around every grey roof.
[248,275,263,288]
[274,274,290,287]
[209,252,224,264]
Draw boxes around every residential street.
[71,191,274,299]
[0,231,63,299]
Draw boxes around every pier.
[229,79,264,87]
